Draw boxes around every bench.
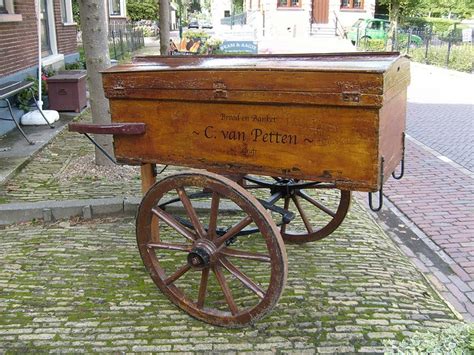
[0,80,54,145]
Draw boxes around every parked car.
[201,21,213,29]
[348,18,423,47]
[188,21,200,29]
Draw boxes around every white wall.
[211,0,232,28]
[258,0,312,38]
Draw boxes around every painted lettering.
[221,130,246,141]
[251,128,297,145]
[204,126,215,138]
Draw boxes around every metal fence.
[108,24,145,61]
[357,24,474,72]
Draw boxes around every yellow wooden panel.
[111,100,380,191]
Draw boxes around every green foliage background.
[126,0,159,21]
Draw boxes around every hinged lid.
[102,52,410,108]
[47,71,87,83]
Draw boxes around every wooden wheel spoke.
[147,242,192,252]
[297,190,336,218]
[220,257,265,299]
[197,268,210,308]
[291,196,314,233]
[281,197,290,234]
[152,207,197,242]
[213,265,239,315]
[164,263,192,286]
[221,248,271,263]
[215,216,253,248]
[177,187,207,239]
[208,192,220,241]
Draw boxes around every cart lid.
[105,52,403,73]
[47,71,87,83]
[102,52,410,108]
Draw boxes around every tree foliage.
[127,0,159,21]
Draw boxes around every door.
[312,0,329,24]
[40,0,52,57]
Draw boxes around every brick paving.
[407,102,473,171]
[379,64,474,321]
[406,63,474,171]
[0,204,460,352]
[383,138,474,321]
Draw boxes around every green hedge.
[384,323,474,354]
[410,44,474,72]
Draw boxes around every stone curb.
[0,197,139,226]
[0,197,239,226]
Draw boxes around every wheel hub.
[187,239,217,269]
[188,247,210,268]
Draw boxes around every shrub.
[358,38,386,51]
[384,323,473,354]
[410,44,474,72]
[16,76,47,112]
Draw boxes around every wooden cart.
[69,52,409,327]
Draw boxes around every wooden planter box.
[101,53,410,192]
[47,71,87,112]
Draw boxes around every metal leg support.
[2,98,35,145]
[31,88,55,129]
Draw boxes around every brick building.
[0,0,79,135]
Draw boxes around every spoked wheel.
[244,176,352,244]
[136,171,287,327]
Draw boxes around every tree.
[378,0,424,49]
[159,0,170,55]
[77,0,114,166]
[127,0,159,21]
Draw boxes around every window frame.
[0,0,7,14]
[277,0,301,8]
[60,0,75,24]
[109,0,126,17]
[0,0,22,22]
[340,0,364,10]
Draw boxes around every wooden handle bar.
[68,123,146,135]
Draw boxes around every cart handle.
[68,122,146,135]
[68,122,146,165]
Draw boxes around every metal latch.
[213,82,228,99]
[342,91,360,102]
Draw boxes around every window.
[60,0,74,24]
[0,0,7,14]
[0,0,22,22]
[340,0,363,9]
[109,0,125,16]
[224,10,230,17]
[278,0,300,8]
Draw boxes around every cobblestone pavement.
[406,63,473,171]
[0,112,141,204]
[0,202,460,353]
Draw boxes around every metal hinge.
[342,91,361,102]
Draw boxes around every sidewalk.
[380,63,474,321]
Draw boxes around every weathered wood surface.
[102,53,410,192]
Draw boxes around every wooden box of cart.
[102,52,410,192]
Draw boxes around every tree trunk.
[160,0,171,55]
[78,0,114,166]
[388,0,400,51]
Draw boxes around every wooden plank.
[111,100,380,191]
[68,123,146,135]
